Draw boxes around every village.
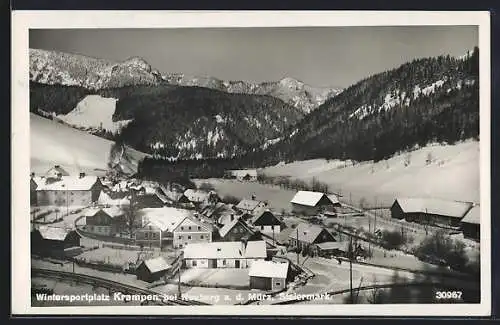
[30,166,481,305]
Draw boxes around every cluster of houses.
[390,197,480,241]
[30,165,481,294]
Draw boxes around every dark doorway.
[235,260,240,268]
[209,259,217,268]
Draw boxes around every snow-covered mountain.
[30,48,163,90]
[162,73,342,113]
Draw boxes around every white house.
[182,240,267,269]
[135,207,211,248]
[249,260,289,292]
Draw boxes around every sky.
[30,26,478,88]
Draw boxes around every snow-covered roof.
[251,210,281,226]
[183,189,210,203]
[290,191,337,207]
[236,199,264,212]
[36,226,74,241]
[142,256,171,274]
[288,223,333,244]
[97,191,130,206]
[183,240,267,259]
[461,205,480,225]
[45,165,70,177]
[138,208,193,232]
[248,260,289,279]
[35,176,100,191]
[219,217,252,238]
[394,198,473,219]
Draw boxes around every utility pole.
[296,227,300,265]
[349,236,353,304]
[177,245,182,299]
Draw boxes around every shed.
[136,256,171,283]
[249,260,289,292]
[31,226,81,257]
[288,223,336,251]
[313,241,348,257]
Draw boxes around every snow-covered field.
[262,140,480,207]
[30,113,147,176]
[56,95,132,134]
[180,268,250,287]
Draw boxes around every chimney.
[54,165,60,169]
[79,172,86,179]
[251,194,256,200]
[30,172,35,178]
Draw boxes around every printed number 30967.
[435,291,462,300]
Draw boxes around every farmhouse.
[290,191,341,216]
[173,215,213,249]
[461,205,480,241]
[218,217,258,242]
[134,192,169,209]
[135,256,171,283]
[183,240,267,269]
[135,208,212,248]
[225,169,258,181]
[83,207,126,236]
[390,198,473,228]
[235,198,267,216]
[288,223,336,251]
[31,226,81,258]
[249,210,282,235]
[249,260,289,292]
[35,172,104,206]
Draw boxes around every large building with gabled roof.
[390,197,473,229]
[290,191,340,216]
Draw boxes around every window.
[200,235,204,239]
[180,226,184,230]
[145,233,149,239]
[261,226,264,230]
[188,235,192,240]
[276,282,281,286]
[188,226,191,230]
[192,260,197,266]
[151,233,157,239]
[198,226,201,231]
[222,260,226,266]
[178,235,182,240]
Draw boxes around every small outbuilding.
[136,256,172,283]
[249,260,289,292]
[31,226,81,257]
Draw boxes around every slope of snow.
[30,114,146,176]
[56,95,132,134]
[262,140,479,206]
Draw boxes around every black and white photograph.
[11,11,491,316]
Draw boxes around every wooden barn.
[35,172,104,206]
[288,223,336,252]
[135,256,171,283]
[313,241,348,258]
[290,191,341,216]
[461,205,480,241]
[390,198,473,229]
[31,226,81,257]
[249,260,289,292]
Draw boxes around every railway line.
[32,268,210,306]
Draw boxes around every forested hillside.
[255,47,479,164]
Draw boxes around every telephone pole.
[296,227,300,265]
[177,246,182,299]
[349,236,353,303]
